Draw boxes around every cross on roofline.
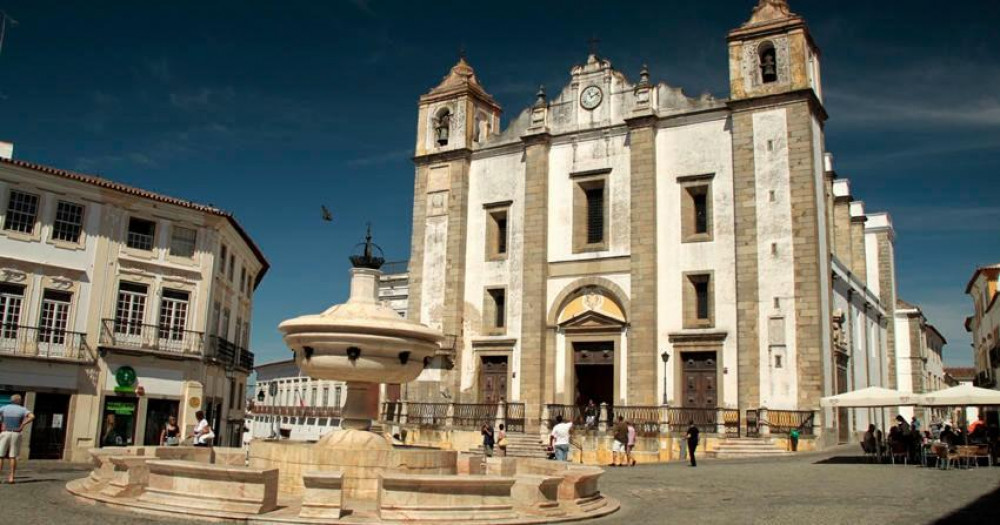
[587,36,600,57]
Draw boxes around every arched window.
[434,108,452,147]
[759,41,778,84]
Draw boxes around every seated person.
[862,424,878,453]
[939,424,957,448]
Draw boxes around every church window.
[483,287,507,334]
[484,202,511,261]
[679,175,713,243]
[759,41,778,84]
[573,176,608,252]
[684,273,714,328]
[774,353,783,369]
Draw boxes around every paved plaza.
[0,446,996,524]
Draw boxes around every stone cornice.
[727,88,828,123]
[412,148,472,167]
[667,330,728,346]
[520,131,552,147]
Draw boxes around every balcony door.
[114,282,148,345]
[0,284,24,352]
[158,289,189,352]
[38,290,72,357]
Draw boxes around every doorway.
[478,356,508,403]
[101,396,138,447]
[681,351,717,408]
[573,341,614,408]
[28,393,70,459]
[143,398,180,446]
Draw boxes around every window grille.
[53,201,84,242]
[3,190,39,234]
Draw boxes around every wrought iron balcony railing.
[206,335,255,372]
[0,324,93,362]
[100,318,204,356]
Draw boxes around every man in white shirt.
[549,415,573,461]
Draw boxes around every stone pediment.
[559,310,626,330]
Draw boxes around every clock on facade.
[580,85,603,110]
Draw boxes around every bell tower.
[727,0,823,102]
[407,56,500,403]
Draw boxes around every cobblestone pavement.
[0,446,996,524]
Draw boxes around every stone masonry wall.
[731,110,761,412]
[627,121,658,405]
[520,134,551,425]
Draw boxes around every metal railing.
[406,402,450,427]
[722,408,741,437]
[252,405,342,418]
[453,403,498,430]
[767,410,815,436]
[380,260,409,275]
[505,402,526,433]
[101,318,204,356]
[666,407,719,434]
[0,324,93,362]
[746,409,760,437]
[545,404,583,428]
[206,335,255,371]
[609,405,662,436]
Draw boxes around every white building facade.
[0,148,267,461]
[250,359,347,441]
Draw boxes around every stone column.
[399,401,408,425]
[715,407,727,436]
[445,403,455,430]
[625,111,659,405]
[759,407,770,437]
[598,403,609,433]
[519,130,551,429]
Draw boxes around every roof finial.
[534,85,547,108]
[458,43,467,61]
[639,64,650,86]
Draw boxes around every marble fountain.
[67,235,617,523]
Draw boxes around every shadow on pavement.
[934,483,1000,524]
[812,456,871,465]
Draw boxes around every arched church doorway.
[573,341,615,407]
[553,285,628,407]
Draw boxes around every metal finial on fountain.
[349,223,385,269]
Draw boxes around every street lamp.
[660,351,670,405]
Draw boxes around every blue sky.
[2,1,997,367]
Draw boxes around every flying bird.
[321,205,333,222]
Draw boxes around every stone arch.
[546,276,630,326]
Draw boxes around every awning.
[820,387,918,408]
[917,383,1000,406]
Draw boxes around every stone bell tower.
[407,56,501,403]
[726,0,833,418]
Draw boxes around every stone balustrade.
[300,471,344,519]
[139,460,279,515]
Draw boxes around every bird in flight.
[321,205,333,222]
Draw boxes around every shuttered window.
[585,187,604,244]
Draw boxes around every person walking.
[160,415,180,446]
[789,427,800,452]
[496,423,508,457]
[549,415,573,461]
[685,420,700,467]
[611,415,628,467]
[626,420,637,467]
[481,423,495,457]
[0,394,35,484]
[191,411,215,447]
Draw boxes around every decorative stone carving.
[742,36,790,89]
[745,0,795,26]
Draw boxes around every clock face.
[580,85,603,110]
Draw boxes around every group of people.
[479,422,508,457]
[862,413,997,463]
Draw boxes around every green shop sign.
[105,401,136,415]
[113,366,138,394]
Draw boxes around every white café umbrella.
[918,383,1000,406]
[820,386,918,408]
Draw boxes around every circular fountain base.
[249,431,456,504]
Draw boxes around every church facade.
[403,0,900,438]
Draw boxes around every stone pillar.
[832,194,853,264]
[849,211,868,284]
[598,403,608,433]
[399,401,408,425]
[445,402,455,429]
[540,405,551,436]
[341,382,379,431]
[496,402,506,430]
[759,407,770,437]
[659,404,670,435]
[519,130,551,429]
[730,110,762,413]
[625,111,659,405]
[715,408,727,436]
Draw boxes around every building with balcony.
[378,260,409,318]
[0,145,267,461]
[249,359,347,441]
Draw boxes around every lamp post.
[660,351,670,405]
[256,389,265,440]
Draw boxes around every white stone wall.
[462,151,526,398]
[749,108,799,409]
[654,116,737,407]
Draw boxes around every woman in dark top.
[685,420,700,467]
[160,415,180,446]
